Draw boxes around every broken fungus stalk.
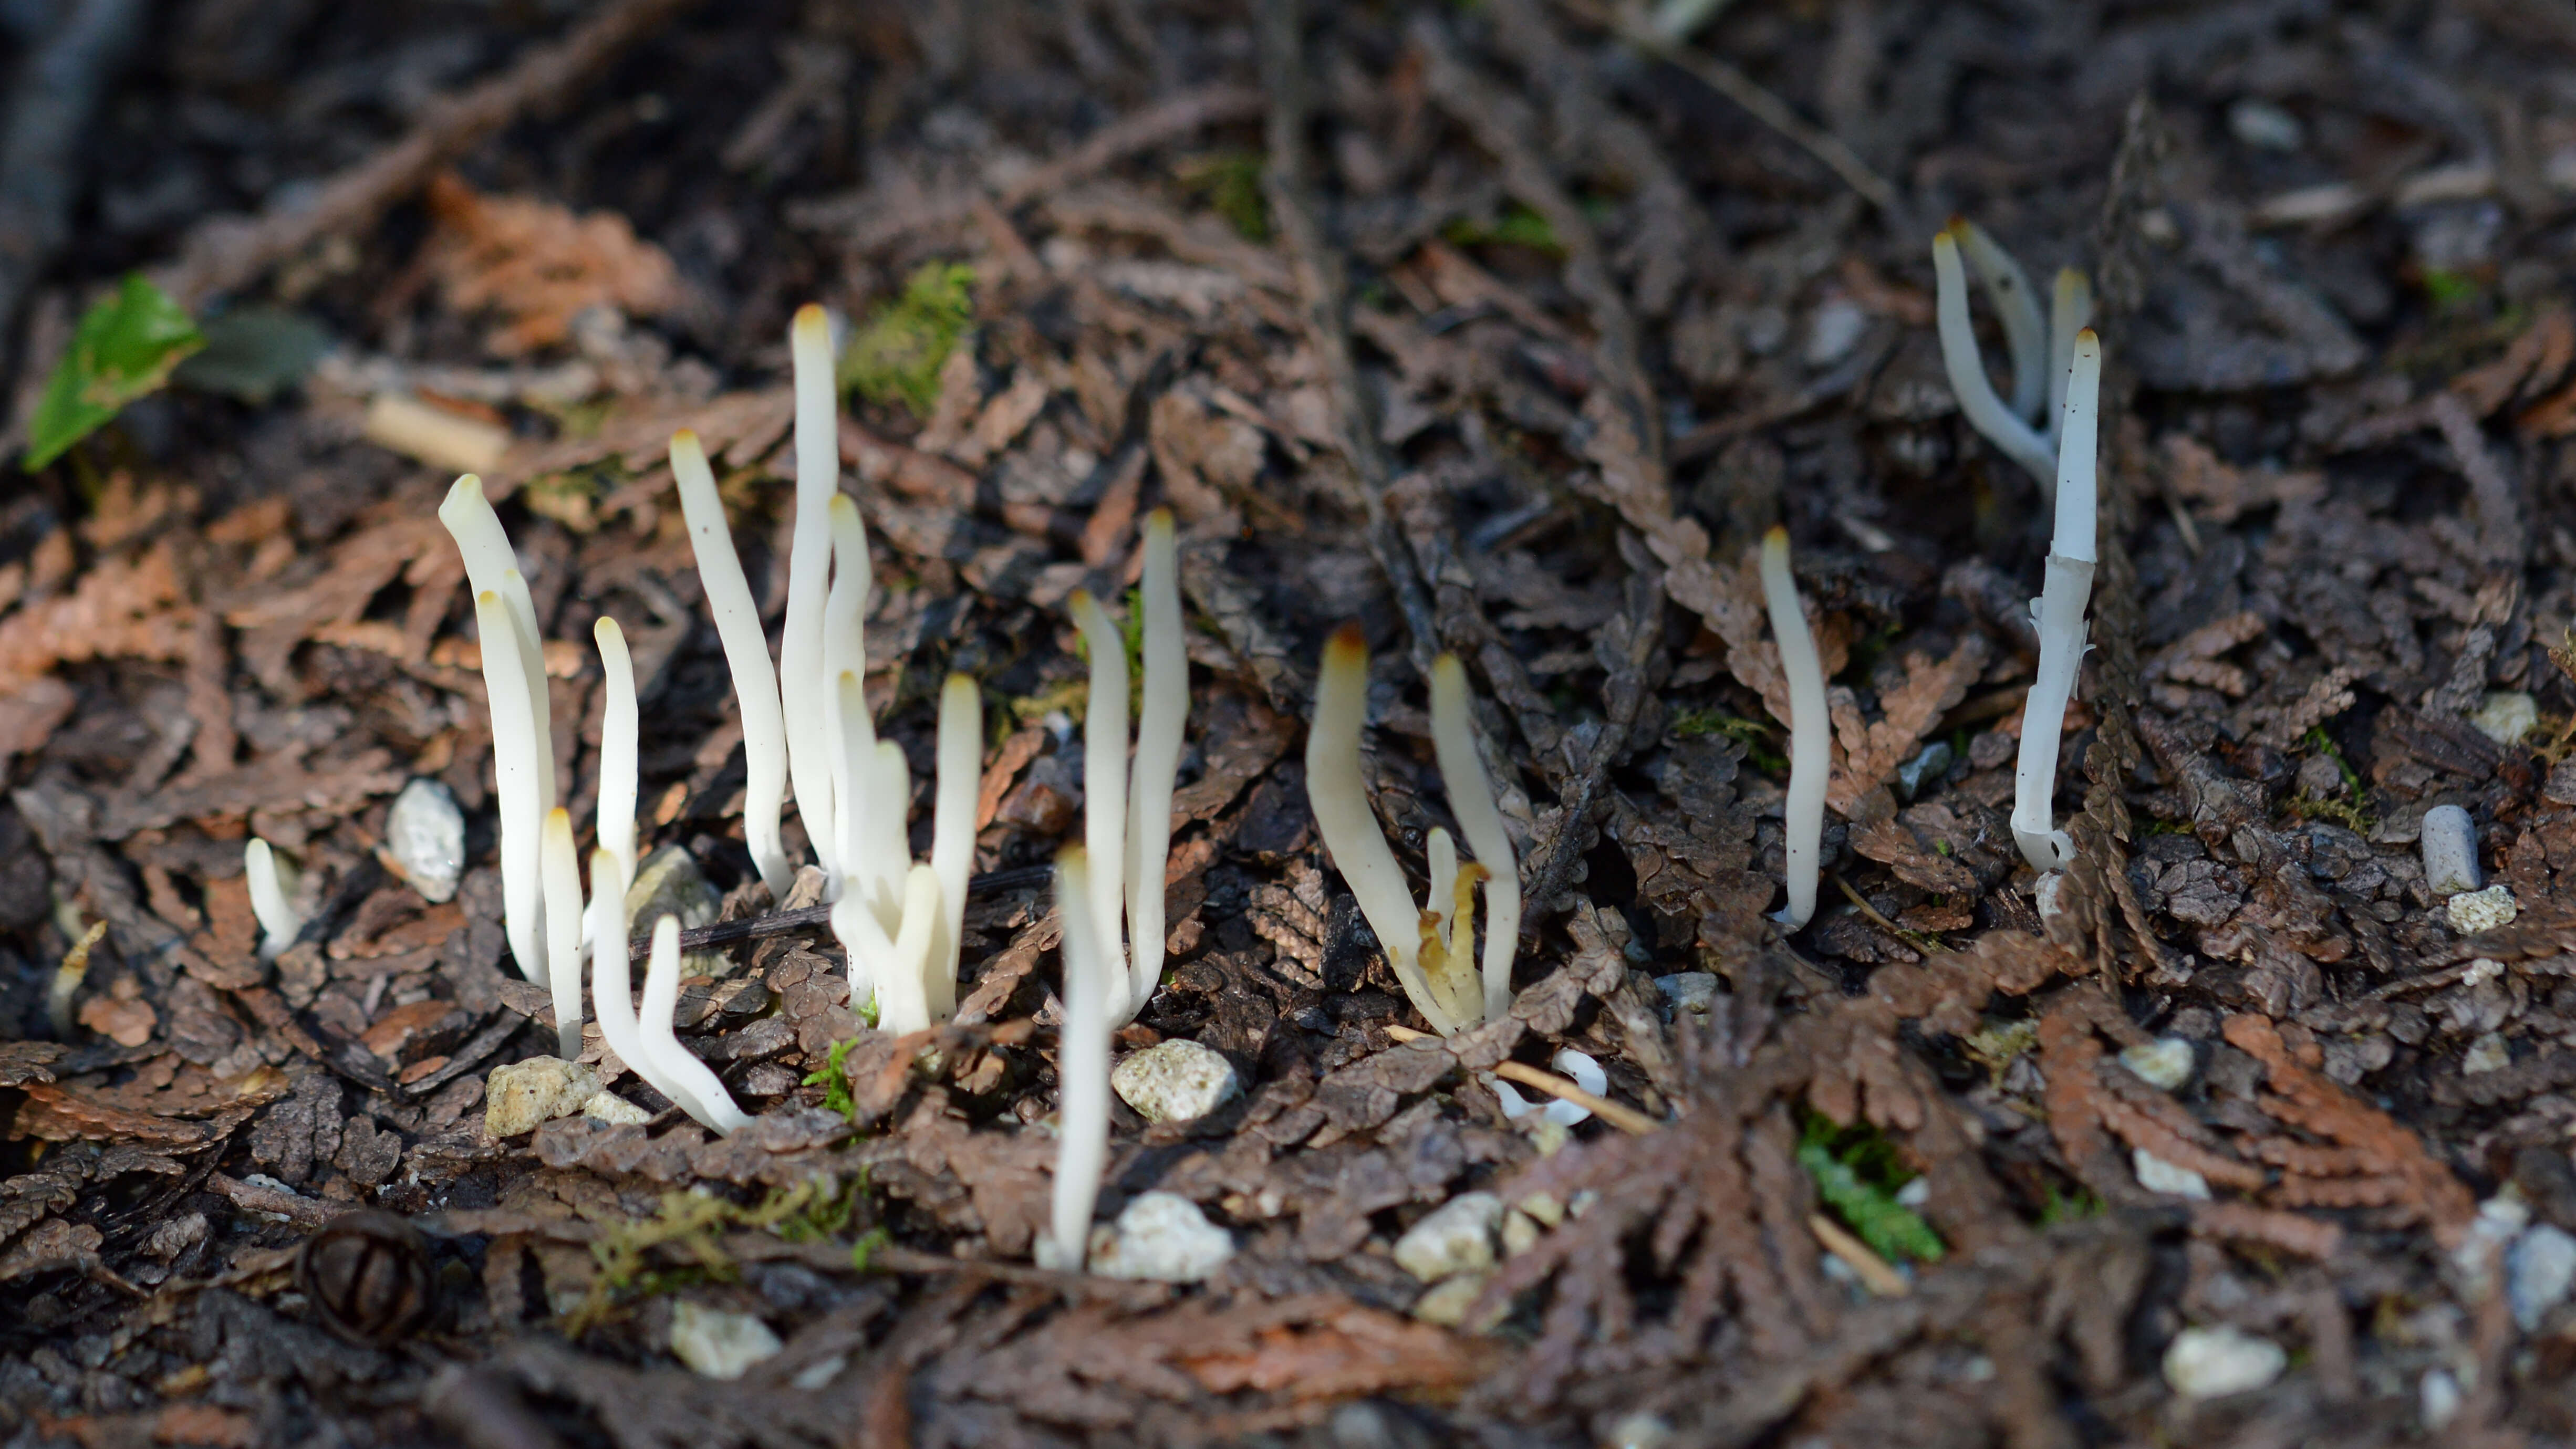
[539,809,586,1058]
[1305,627,1489,1036]
[1429,655,1519,1023]
[641,914,751,1134]
[669,429,793,898]
[243,838,304,959]
[1759,528,1829,930]
[2011,329,2102,875]
[1041,847,1113,1273]
[1931,224,2056,492]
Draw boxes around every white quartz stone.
[668,1301,782,1379]
[1394,1192,1503,1283]
[1088,1192,1234,1283]
[2162,1326,2287,1399]
[1111,1039,1240,1124]
[484,1057,601,1138]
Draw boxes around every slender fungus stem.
[594,618,639,888]
[1041,847,1113,1273]
[243,839,303,959]
[780,306,842,880]
[640,915,751,1134]
[2047,268,2094,441]
[669,430,793,898]
[539,809,586,1058]
[1125,510,1187,1023]
[1429,655,1519,1024]
[1931,226,2057,493]
[2011,329,2102,875]
[473,588,548,985]
[929,674,981,1025]
[1760,528,1830,930]
[1068,590,1130,1014]
[1952,218,2049,424]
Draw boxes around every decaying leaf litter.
[7,0,2576,1443]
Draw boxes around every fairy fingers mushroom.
[586,849,712,1131]
[1950,218,2049,424]
[1039,846,1113,1273]
[472,587,549,984]
[779,305,843,880]
[595,618,640,889]
[539,809,586,1058]
[1429,655,1519,1023]
[1759,528,1830,929]
[2011,329,2102,875]
[639,914,751,1134]
[1931,225,2056,492]
[669,429,793,898]
[1306,628,1491,1036]
[1125,510,1188,1021]
[243,838,304,958]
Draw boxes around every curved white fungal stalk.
[780,305,842,881]
[1429,655,1519,1023]
[1054,512,1190,1028]
[1305,627,1486,1036]
[1126,512,1188,1023]
[2047,268,2094,441]
[820,494,876,884]
[1760,528,1830,930]
[827,670,981,1034]
[539,809,586,1058]
[243,838,304,959]
[587,847,729,1131]
[669,429,793,898]
[1932,227,2057,492]
[639,914,751,1134]
[595,618,640,888]
[1039,847,1113,1273]
[473,588,549,984]
[437,477,553,814]
[2012,329,2102,875]
[1951,219,2049,423]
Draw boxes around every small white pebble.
[1393,1193,1502,1283]
[1110,1039,1240,1123]
[2463,1032,2512,1076]
[2462,958,2506,987]
[2227,97,2305,152]
[583,1091,652,1125]
[2421,805,2481,896]
[2120,1037,2197,1092]
[383,779,466,904]
[668,1302,782,1380]
[2510,1224,2576,1332]
[2422,1368,2464,1430]
[1804,298,1869,369]
[2448,884,2518,935]
[1089,1192,1234,1283]
[2472,691,2539,746]
[2133,1148,2213,1201]
[2162,1326,2287,1399]
[1408,1271,1490,1327]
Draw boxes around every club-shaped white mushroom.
[1759,527,1830,930]
[1037,846,1113,1272]
[669,429,794,899]
[2011,329,2102,875]
[439,477,556,984]
[1306,628,1515,1037]
[1062,510,1189,1028]
[243,838,304,959]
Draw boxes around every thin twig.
[1808,1212,1910,1297]
[1385,1024,1661,1134]
[1828,870,1948,953]
[1612,20,1905,225]
[1256,0,1442,679]
[155,0,701,308]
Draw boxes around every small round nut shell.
[298,1210,432,1345]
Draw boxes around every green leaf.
[840,262,977,418]
[26,274,205,470]
[171,305,329,405]
[1799,1140,1946,1265]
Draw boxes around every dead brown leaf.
[424,171,681,356]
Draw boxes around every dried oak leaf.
[424,171,680,356]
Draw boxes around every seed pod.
[298,1210,432,1344]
